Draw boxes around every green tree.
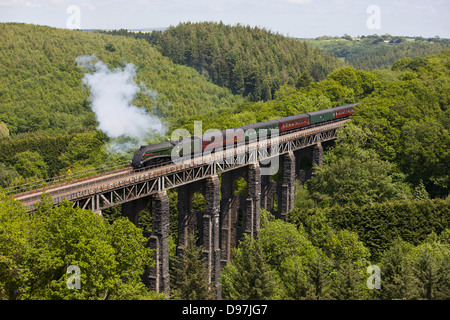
[304,252,333,300]
[0,192,30,299]
[0,192,157,300]
[327,229,371,262]
[278,255,310,299]
[0,163,19,188]
[145,22,343,101]
[257,219,318,273]
[412,240,450,300]
[308,145,411,207]
[399,119,449,198]
[327,66,359,96]
[331,260,368,300]
[413,180,430,200]
[287,208,371,300]
[440,229,450,245]
[377,238,417,300]
[12,151,48,179]
[296,71,313,89]
[299,209,334,250]
[58,131,108,171]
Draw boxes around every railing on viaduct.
[13,118,349,297]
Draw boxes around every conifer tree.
[221,235,280,300]
[331,260,367,300]
[304,253,333,299]
[378,238,417,299]
[171,234,215,300]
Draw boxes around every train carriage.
[332,103,357,119]
[307,108,335,124]
[279,114,310,133]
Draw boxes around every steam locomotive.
[131,103,358,169]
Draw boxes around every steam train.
[131,103,358,169]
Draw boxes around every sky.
[0,0,449,38]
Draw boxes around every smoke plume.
[75,55,167,155]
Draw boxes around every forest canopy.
[308,34,450,71]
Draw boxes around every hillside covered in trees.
[116,22,343,101]
[308,34,450,70]
[0,22,242,136]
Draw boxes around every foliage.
[0,130,124,189]
[0,163,19,188]
[308,34,450,71]
[351,51,450,197]
[122,22,343,101]
[307,136,412,207]
[12,151,49,180]
[58,131,108,172]
[0,131,74,179]
[222,210,378,300]
[0,192,158,300]
[290,198,450,261]
[170,234,215,300]
[376,237,450,300]
[257,219,317,272]
[221,235,282,300]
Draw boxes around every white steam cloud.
[75,55,167,154]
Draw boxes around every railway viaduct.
[13,119,348,297]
